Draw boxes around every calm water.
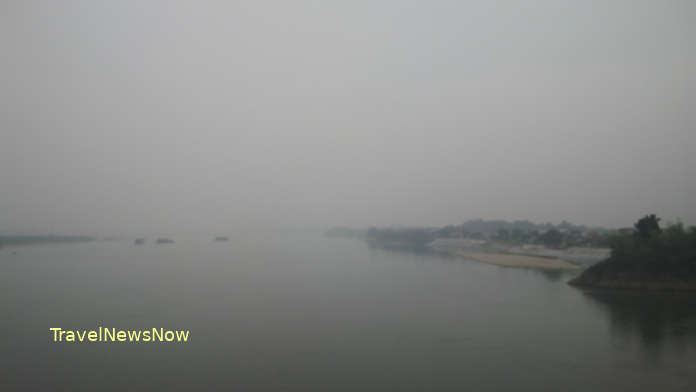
[2,233,696,391]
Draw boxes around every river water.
[2,233,695,391]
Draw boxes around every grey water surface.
[2,233,695,391]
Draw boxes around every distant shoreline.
[0,235,95,248]
[327,223,611,271]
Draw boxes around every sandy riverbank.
[456,251,580,270]
[428,238,609,267]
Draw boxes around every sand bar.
[456,251,580,270]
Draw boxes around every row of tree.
[609,214,696,271]
[357,219,617,250]
[334,216,696,256]
[434,219,612,248]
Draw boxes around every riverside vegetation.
[570,215,696,290]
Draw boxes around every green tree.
[634,214,661,239]
[540,229,563,248]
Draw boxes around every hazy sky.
[1,1,694,235]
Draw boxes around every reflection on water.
[581,289,696,357]
[532,268,571,282]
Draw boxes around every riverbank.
[456,251,580,270]
[568,260,696,291]
[567,216,696,291]
[427,238,606,270]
